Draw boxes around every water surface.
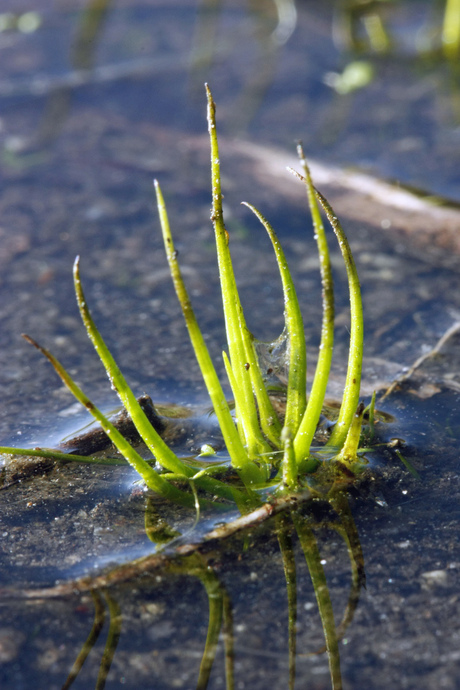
[1,1,460,688]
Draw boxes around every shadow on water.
[2,1,460,689]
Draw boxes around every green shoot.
[73,257,191,478]
[242,203,307,439]
[281,426,297,490]
[289,150,335,462]
[1,85,372,513]
[0,446,128,466]
[206,85,274,462]
[154,178,265,488]
[287,168,363,453]
[315,190,364,450]
[336,402,365,467]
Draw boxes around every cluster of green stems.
[0,86,366,509]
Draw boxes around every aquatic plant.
[0,85,367,507]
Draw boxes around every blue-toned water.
[1,2,460,688]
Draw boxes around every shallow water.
[1,1,460,688]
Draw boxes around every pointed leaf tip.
[21,333,40,351]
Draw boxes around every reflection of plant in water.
[63,491,364,690]
[61,590,121,690]
[63,553,232,690]
[1,85,370,508]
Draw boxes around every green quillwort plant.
[0,85,368,508]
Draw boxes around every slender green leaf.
[225,319,282,449]
[0,446,127,465]
[313,190,363,450]
[21,335,197,507]
[206,84,271,460]
[288,153,335,461]
[73,257,190,477]
[242,202,306,440]
[281,426,297,490]
[155,179,265,486]
[222,350,247,446]
[336,402,365,466]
